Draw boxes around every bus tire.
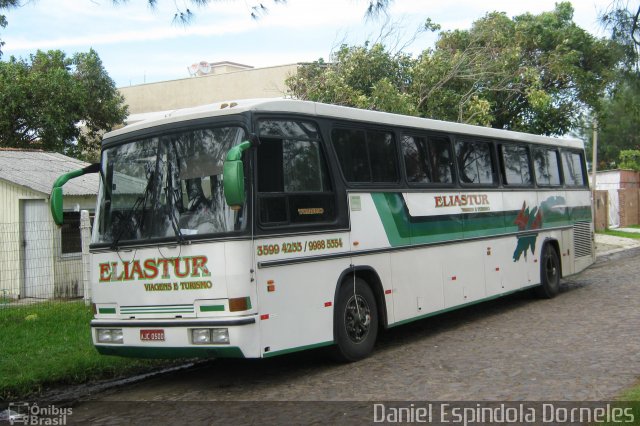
[534,243,560,299]
[332,277,378,362]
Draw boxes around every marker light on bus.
[191,328,229,344]
[96,328,123,344]
[228,296,251,312]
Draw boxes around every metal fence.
[0,211,91,308]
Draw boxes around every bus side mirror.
[51,187,64,226]
[223,141,252,210]
[50,163,100,226]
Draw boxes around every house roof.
[0,149,98,196]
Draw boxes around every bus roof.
[105,98,584,149]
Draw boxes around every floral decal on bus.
[513,202,542,261]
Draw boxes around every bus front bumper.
[91,316,259,359]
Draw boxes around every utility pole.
[591,118,598,233]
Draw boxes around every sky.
[2,0,614,88]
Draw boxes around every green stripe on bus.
[121,305,192,309]
[372,193,592,247]
[200,305,225,312]
[263,341,334,358]
[98,308,116,314]
[120,308,194,311]
[95,345,245,359]
[390,284,540,328]
[121,307,194,311]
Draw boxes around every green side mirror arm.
[51,163,100,226]
[225,141,252,162]
[223,141,252,209]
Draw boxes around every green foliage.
[288,44,418,116]
[584,75,640,168]
[0,49,127,159]
[619,150,640,171]
[600,1,639,70]
[287,3,625,136]
[0,302,168,400]
[0,0,18,58]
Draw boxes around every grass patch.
[0,302,172,400]
[597,229,640,239]
[596,382,640,425]
[618,380,640,401]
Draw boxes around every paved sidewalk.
[617,227,640,233]
[595,231,640,257]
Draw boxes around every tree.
[590,75,640,167]
[619,149,640,171]
[287,43,417,116]
[287,3,625,136]
[114,0,390,23]
[0,0,18,58]
[0,49,128,159]
[431,3,623,134]
[600,1,640,70]
[576,2,640,168]
[1,1,392,58]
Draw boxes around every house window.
[60,212,93,255]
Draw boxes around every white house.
[0,149,98,300]
[591,169,640,228]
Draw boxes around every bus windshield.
[93,125,247,245]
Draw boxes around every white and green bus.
[51,99,594,361]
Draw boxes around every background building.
[592,169,640,229]
[119,61,299,119]
[0,149,97,300]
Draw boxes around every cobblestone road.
[68,248,640,424]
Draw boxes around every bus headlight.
[210,328,229,344]
[191,328,212,344]
[96,328,123,344]
[191,328,229,344]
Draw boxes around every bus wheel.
[333,278,378,362]
[534,244,560,299]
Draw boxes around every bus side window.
[331,128,398,184]
[455,139,496,185]
[500,144,532,186]
[401,135,453,184]
[533,148,562,186]
[562,151,586,187]
[257,120,336,226]
[430,136,454,184]
[402,135,431,183]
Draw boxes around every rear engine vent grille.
[573,221,593,258]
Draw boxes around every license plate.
[140,329,165,341]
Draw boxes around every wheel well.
[544,238,562,278]
[336,266,389,329]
